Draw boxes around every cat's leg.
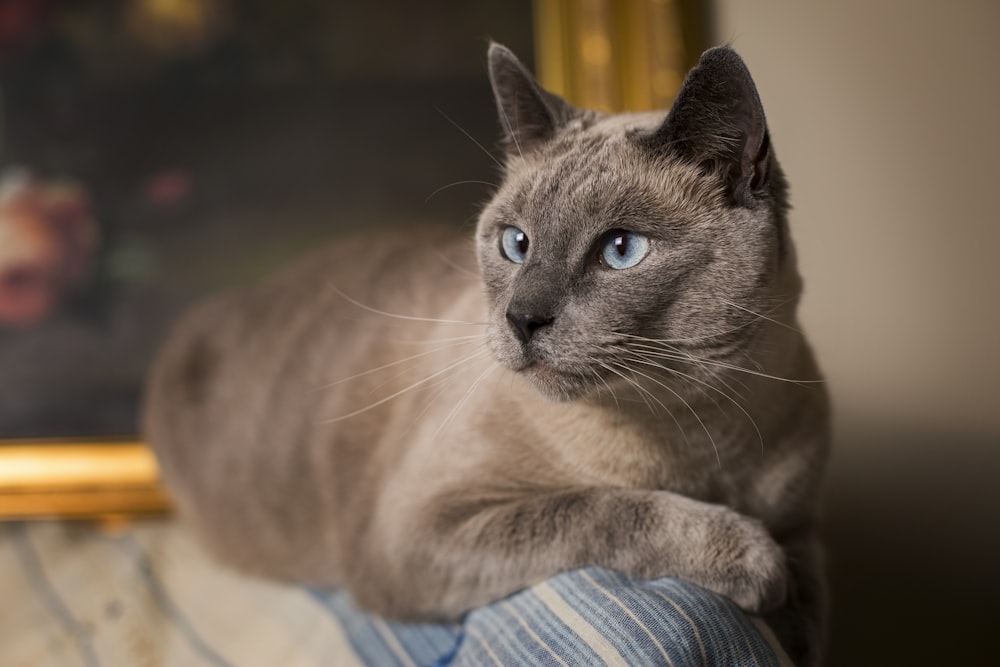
[350,486,787,621]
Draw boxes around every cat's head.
[476,44,798,401]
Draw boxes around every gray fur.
[145,44,829,665]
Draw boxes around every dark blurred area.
[0,0,533,437]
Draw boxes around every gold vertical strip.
[534,0,691,112]
[631,0,686,109]
[616,0,653,111]
[572,0,620,112]
[534,0,570,99]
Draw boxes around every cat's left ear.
[636,47,771,207]
[488,43,577,154]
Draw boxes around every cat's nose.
[506,310,554,344]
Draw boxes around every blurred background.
[0,0,534,437]
[0,0,997,664]
[712,2,1000,664]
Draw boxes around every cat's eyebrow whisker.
[321,347,489,424]
[313,338,482,391]
[329,285,488,326]
[425,180,498,203]
[434,106,505,169]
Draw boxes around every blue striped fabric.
[1,522,790,667]
[311,568,789,667]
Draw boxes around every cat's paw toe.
[692,510,788,614]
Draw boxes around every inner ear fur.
[487,43,577,154]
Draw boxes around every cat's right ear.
[636,47,771,208]
[488,43,576,154]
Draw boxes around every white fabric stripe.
[370,618,418,667]
[466,625,504,666]
[533,581,631,667]
[579,569,675,667]
[502,600,571,667]
[650,589,708,667]
[750,618,796,667]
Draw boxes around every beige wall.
[709,7,999,661]
[713,0,1000,438]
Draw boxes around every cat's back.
[143,226,481,577]
[149,226,475,416]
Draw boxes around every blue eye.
[600,230,650,269]
[500,226,529,264]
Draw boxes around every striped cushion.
[1,521,792,666]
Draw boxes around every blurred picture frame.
[0,0,702,520]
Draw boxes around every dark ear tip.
[697,45,750,72]
[488,42,518,69]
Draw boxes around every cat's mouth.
[488,328,594,400]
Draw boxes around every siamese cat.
[145,44,829,664]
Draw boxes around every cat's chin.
[519,365,592,403]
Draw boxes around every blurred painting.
[0,0,533,439]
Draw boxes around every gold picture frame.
[0,439,170,520]
[0,0,701,521]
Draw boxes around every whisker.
[434,106,504,169]
[626,352,727,413]
[398,369,465,440]
[595,359,659,418]
[329,285,487,326]
[622,351,765,456]
[434,362,499,438]
[425,180,497,203]
[719,298,802,335]
[610,295,796,349]
[615,322,758,346]
[621,340,821,385]
[586,361,620,414]
[322,347,489,424]
[429,249,480,279]
[314,338,482,391]
[614,360,721,467]
[388,333,486,346]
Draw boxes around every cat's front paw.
[685,507,788,614]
